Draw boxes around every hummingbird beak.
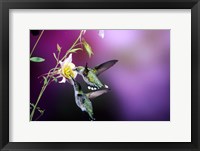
[73,68,78,72]
[70,76,75,82]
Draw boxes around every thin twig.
[35,112,45,121]
[30,30,44,57]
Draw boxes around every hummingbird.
[75,60,118,90]
[71,77,109,120]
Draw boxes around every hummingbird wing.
[93,60,118,76]
[86,89,109,99]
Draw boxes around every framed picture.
[1,0,200,150]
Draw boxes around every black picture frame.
[0,0,199,151]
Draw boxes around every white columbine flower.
[82,30,104,39]
[98,30,104,39]
[58,54,77,84]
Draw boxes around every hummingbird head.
[74,66,84,73]
[73,63,89,76]
[83,63,89,76]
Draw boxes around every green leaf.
[57,43,62,52]
[38,109,44,113]
[43,76,48,85]
[39,110,44,114]
[52,76,58,83]
[30,103,34,107]
[30,57,45,62]
[82,38,94,58]
[68,48,82,54]
[30,103,34,109]
[37,107,45,114]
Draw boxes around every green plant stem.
[30,30,44,57]
[30,30,84,121]
[30,84,46,120]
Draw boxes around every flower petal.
[67,78,74,85]
[61,54,73,67]
[73,71,78,79]
[68,63,75,69]
[59,77,67,83]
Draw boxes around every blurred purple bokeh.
[30,30,170,121]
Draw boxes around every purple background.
[30,30,170,121]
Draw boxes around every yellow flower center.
[62,63,75,79]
